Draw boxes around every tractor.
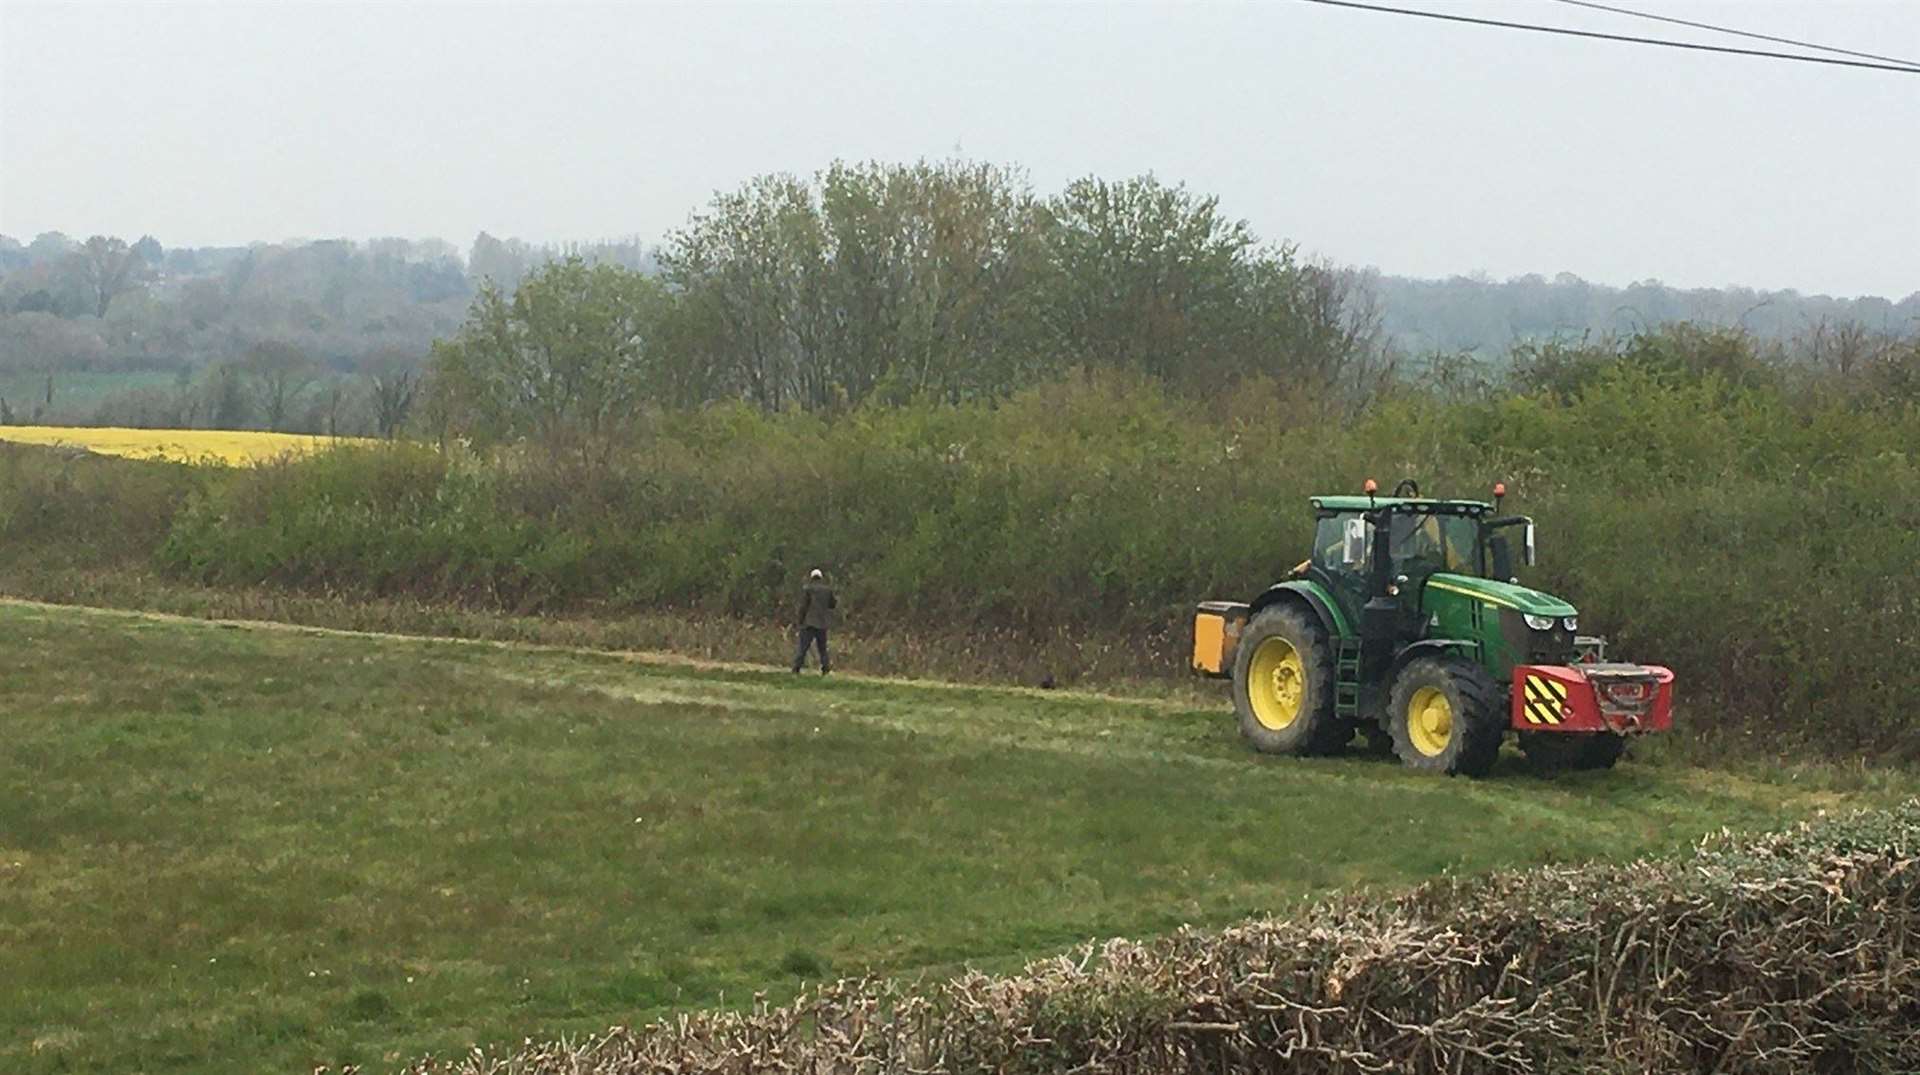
[1191,479,1672,775]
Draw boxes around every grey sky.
[2,0,1915,298]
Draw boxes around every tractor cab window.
[1312,513,1370,575]
[1388,512,1478,576]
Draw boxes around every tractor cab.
[1190,478,1673,776]
[1304,479,1538,653]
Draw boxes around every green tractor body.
[1193,483,1673,775]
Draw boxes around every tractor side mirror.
[1489,536,1514,581]
[1341,517,1368,567]
[1523,522,1537,567]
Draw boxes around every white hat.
[809,568,824,579]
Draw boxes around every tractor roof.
[1311,496,1494,515]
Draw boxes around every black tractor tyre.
[1387,655,1505,777]
[1520,731,1627,772]
[1230,606,1347,756]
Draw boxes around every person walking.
[791,567,836,674]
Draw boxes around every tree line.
[4,158,1916,437]
[0,231,647,432]
[1369,271,1920,356]
[426,162,1385,443]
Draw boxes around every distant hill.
[7,226,1912,377]
[0,231,652,377]
[1353,269,1920,356]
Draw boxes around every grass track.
[0,599,1905,1073]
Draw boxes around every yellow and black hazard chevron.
[1521,674,1569,725]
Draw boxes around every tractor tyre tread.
[1388,655,1504,777]
[1230,606,1347,756]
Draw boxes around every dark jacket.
[797,581,837,630]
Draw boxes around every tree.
[1231,254,1385,396]
[659,174,823,411]
[1035,176,1251,387]
[468,231,532,291]
[813,160,1045,404]
[659,160,1046,410]
[360,350,423,437]
[179,278,228,328]
[12,289,56,314]
[241,341,319,430]
[27,231,75,263]
[429,258,670,444]
[0,312,109,372]
[406,257,468,303]
[202,362,253,429]
[308,377,362,437]
[76,235,145,318]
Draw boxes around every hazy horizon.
[3,0,1916,300]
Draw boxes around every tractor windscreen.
[1388,513,1478,576]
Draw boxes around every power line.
[1545,0,1920,70]
[1296,0,1920,75]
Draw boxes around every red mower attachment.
[1511,663,1674,735]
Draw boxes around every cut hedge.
[374,803,1920,1075]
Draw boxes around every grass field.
[1,600,1908,1074]
[0,426,374,465]
[0,371,183,424]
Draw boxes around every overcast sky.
[2,0,1915,297]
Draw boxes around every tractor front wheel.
[1519,731,1626,772]
[1387,656,1503,777]
[1231,606,1345,755]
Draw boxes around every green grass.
[0,563,1208,697]
[0,370,182,423]
[0,600,1907,1074]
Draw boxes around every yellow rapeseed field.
[0,425,377,465]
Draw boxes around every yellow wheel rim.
[1407,686,1454,757]
[1246,636,1306,731]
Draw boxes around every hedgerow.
[373,802,1920,1075]
[5,328,1918,755]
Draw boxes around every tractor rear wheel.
[1231,606,1345,755]
[1519,731,1626,772]
[1387,656,1503,777]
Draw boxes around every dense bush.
[373,801,1920,1074]
[0,444,202,567]
[6,326,1918,756]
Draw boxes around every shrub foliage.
[5,325,1919,755]
[374,802,1920,1075]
